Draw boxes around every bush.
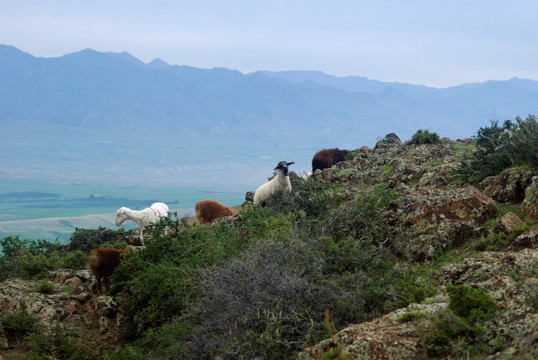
[410,129,441,145]
[188,237,347,359]
[423,285,498,357]
[25,324,95,360]
[19,252,56,279]
[113,253,200,337]
[1,309,39,338]
[108,180,428,359]
[472,224,533,251]
[0,236,62,280]
[68,226,127,253]
[60,250,89,270]
[458,115,538,183]
[105,345,146,360]
[36,280,56,294]
[107,322,191,360]
[330,182,397,246]
[0,235,28,259]
[447,284,497,321]
[186,231,427,359]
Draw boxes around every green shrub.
[19,252,56,279]
[472,224,533,251]
[270,178,344,219]
[410,129,441,145]
[1,309,39,338]
[395,311,425,323]
[423,285,498,357]
[68,226,127,253]
[104,345,146,360]
[60,250,89,270]
[113,259,197,336]
[447,284,497,321]
[0,236,62,280]
[115,321,191,360]
[25,324,95,360]
[0,235,28,259]
[36,280,56,294]
[458,115,538,183]
[330,182,397,245]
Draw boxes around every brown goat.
[312,148,349,173]
[89,247,129,295]
[195,200,238,225]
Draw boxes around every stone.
[510,229,538,251]
[374,132,402,150]
[522,175,538,220]
[480,168,538,203]
[493,212,525,233]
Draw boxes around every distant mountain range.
[0,44,537,188]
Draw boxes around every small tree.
[458,115,538,183]
[410,129,441,145]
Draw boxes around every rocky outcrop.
[522,175,538,220]
[480,168,538,203]
[298,249,538,360]
[387,185,496,261]
[0,269,126,357]
[299,133,538,358]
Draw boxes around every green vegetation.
[472,223,533,251]
[100,180,433,359]
[35,280,56,294]
[394,310,426,323]
[423,285,499,357]
[2,115,538,359]
[1,309,38,338]
[0,235,60,281]
[410,129,441,145]
[0,228,128,282]
[459,115,538,183]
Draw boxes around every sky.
[1,0,537,88]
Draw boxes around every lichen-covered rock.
[388,185,496,262]
[403,185,496,225]
[480,168,538,203]
[417,162,459,188]
[373,132,402,151]
[298,300,448,360]
[298,249,538,360]
[510,228,538,251]
[0,269,126,357]
[522,175,538,220]
[493,211,525,233]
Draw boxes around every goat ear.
[287,161,295,165]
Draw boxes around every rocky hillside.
[1,132,537,359]
[298,133,538,359]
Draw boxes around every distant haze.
[1,45,537,188]
[2,1,537,88]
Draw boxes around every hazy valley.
[1,44,537,187]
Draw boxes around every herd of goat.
[89,148,349,294]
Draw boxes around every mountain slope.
[0,45,537,186]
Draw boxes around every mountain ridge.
[0,45,537,187]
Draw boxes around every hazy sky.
[2,0,537,88]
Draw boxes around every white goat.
[115,202,169,245]
[253,161,295,207]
